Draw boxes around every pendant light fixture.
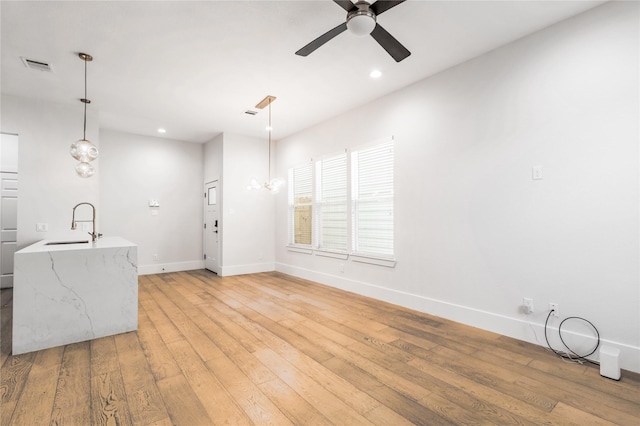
[249,95,285,194]
[70,52,98,178]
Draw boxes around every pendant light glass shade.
[75,162,96,178]
[70,138,99,162]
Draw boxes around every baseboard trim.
[138,260,204,276]
[220,262,275,277]
[275,262,640,374]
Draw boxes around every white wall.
[1,95,100,248]
[204,133,222,184]
[204,132,276,276]
[99,129,203,274]
[274,2,639,372]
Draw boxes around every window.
[351,140,394,257]
[288,162,313,246]
[315,153,348,252]
[287,138,394,264]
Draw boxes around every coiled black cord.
[544,309,600,365]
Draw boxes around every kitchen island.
[12,236,138,355]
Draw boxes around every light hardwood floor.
[1,270,639,425]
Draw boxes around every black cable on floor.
[544,309,600,365]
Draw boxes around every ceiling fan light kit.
[296,0,410,62]
[346,2,376,36]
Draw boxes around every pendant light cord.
[83,57,88,140]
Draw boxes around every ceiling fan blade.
[370,0,406,16]
[370,23,411,62]
[295,22,348,57]
[333,0,357,13]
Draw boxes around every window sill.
[314,250,349,260]
[286,245,313,255]
[350,254,396,268]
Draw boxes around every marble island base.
[13,236,138,355]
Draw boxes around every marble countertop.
[16,236,137,254]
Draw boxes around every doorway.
[204,181,219,274]
[0,133,18,289]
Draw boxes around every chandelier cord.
[268,100,272,182]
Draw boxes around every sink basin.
[44,240,90,246]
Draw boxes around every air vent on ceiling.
[20,57,53,72]
[244,110,258,115]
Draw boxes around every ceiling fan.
[295,0,411,63]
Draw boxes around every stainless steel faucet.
[71,202,102,242]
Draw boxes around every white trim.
[274,261,640,374]
[219,262,275,277]
[350,254,396,268]
[287,245,313,255]
[138,260,204,275]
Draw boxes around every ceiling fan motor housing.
[347,1,376,36]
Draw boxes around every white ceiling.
[1,0,606,143]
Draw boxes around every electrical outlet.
[549,303,559,317]
[152,254,158,261]
[523,298,534,314]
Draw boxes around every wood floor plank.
[322,355,452,425]
[136,305,182,382]
[550,401,618,425]
[472,347,640,424]
[206,353,294,425]
[114,331,171,425]
[514,373,640,425]
[90,336,133,426]
[138,288,184,346]
[427,344,558,412]
[253,346,375,425]
[50,341,92,426]
[166,338,252,425]
[155,374,213,426]
[528,357,640,404]
[408,354,559,425]
[0,351,36,426]
[146,278,226,362]
[10,346,64,426]
[257,377,334,426]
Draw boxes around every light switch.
[149,199,160,207]
[532,166,543,180]
[36,223,48,232]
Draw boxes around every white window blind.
[315,153,348,252]
[351,140,394,257]
[288,162,313,246]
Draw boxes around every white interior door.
[204,181,219,274]
[0,133,18,289]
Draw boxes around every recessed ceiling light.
[157,128,166,133]
[370,69,382,79]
